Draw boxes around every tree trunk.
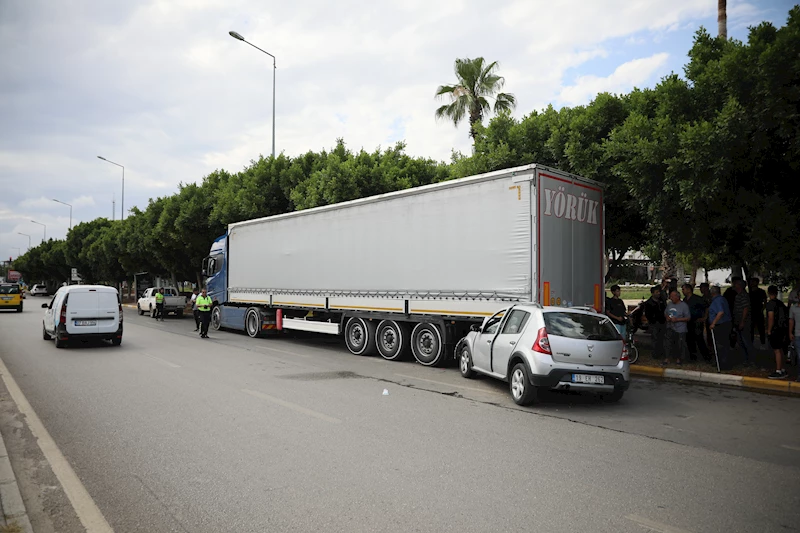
[689,256,700,287]
[718,0,727,39]
[605,250,622,283]
[661,250,677,279]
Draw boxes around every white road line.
[780,444,800,451]
[143,353,181,368]
[0,355,114,533]
[393,373,504,395]
[626,514,693,533]
[241,389,341,424]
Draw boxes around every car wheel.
[17,304,23,312]
[458,342,476,378]
[42,323,50,340]
[509,362,537,406]
[137,304,143,316]
[603,388,624,403]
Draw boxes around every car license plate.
[75,320,96,326]
[0,297,10,301]
[572,374,604,384]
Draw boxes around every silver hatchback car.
[457,304,630,405]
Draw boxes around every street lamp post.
[18,233,31,251]
[229,30,276,159]
[97,156,125,221]
[31,220,46,242]
[52,199,73,230]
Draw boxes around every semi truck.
[203,163,606,366]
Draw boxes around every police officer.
[196,288,213,338]
[155,287,165,321]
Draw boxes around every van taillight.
[532,327,552,355]
[60,305,67,325]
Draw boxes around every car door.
[490,309,531,376]
[471,309,507,373]
[45,292,62,333]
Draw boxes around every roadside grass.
[0,521,23,533]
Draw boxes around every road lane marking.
[626,514,693,533]
[393,373,504,395]
[143,353,181,368]
[0,355,114,533]
[241,389,341,424]
[781,444,800,451]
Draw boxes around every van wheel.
[42,324,50,341]
[245,308,261,338]
[376,320,409,361]
[510,363,537,406]
[211,306,222,331]
[411,323,445,366]
[459,343,476,378]
[54,336,66,349]
[344,317,377,356]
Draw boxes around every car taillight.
[620,340,629,361]
[532,327,552,355]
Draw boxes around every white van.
[42,285,123,348]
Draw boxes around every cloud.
[558,53,671,106]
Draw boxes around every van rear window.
[543,312,620,341]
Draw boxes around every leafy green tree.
[435,57,517,140]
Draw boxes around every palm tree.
[718,0,727,39]
[435,57,517,141]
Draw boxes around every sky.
[0,0,794,260]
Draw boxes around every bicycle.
[624,319,640,364]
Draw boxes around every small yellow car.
[0,283,23,312]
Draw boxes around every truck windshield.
[543,312,619,341]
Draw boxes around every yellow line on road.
[241,389,341,424]
[0,355,114,532]
[393,373,503,395]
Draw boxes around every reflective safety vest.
[196,295,212,312]
[155,292,165,304]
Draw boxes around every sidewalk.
[0,431,32,533]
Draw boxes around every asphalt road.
[0,304,798,533]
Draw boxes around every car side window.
[501,310,530,335]
[483,315,504,335]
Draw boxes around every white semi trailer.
[203,163,606,366]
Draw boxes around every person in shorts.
[765,286,789,379]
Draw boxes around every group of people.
[626,277,799,379]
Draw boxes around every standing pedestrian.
[790,290,800,381]
[664,290,690,366]
[708,285,733,370]
[748,277,767,346]
[155,287,165,321]
[700,282,714,354]
[605,285,627,338]
[196,288,213,338]
[733,279,755,366]
[723,276,741,318]
[682,283,710,362]
[645,286,666,361]
[765,286,789,379]
[190,287,200,332]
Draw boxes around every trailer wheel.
[211,306,222,331]
[411,323,445,366]
[344,317,376,356]
[245,308,261,338]
[376,320,410,361]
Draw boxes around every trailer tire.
[211,306,222,331]
[245,308,261,338]
[411,323,445,366]
[344,317,376,356]
[376,320,410,361]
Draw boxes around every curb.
[0,429,33,533]
[631,365,800,395]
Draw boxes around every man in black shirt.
[682,283,710,362]
[644,285,667,360]
[766,286,788,379]
[606,285,628,338]
[748,277,767,345]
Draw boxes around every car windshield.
[0,285,20,295]
[543,311,620,341]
